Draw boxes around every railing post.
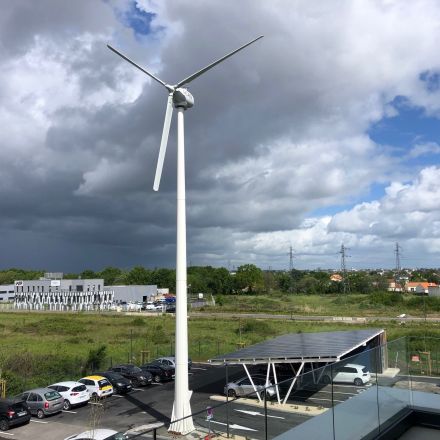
[226,363,230,438]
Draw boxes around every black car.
[110,364,152,387]
[0,399,31,431]
[140,363,174,383]
[96,371,133,394]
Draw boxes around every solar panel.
[209,329,384,364]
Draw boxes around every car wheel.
[0,418,9,431]
[132,379,139,387]
[354,378,363,387]
[322,375,331,384]
[227,389,236,398]
[36,409,45,419]
[91,392,99,400]
[154,375,161,383]
[63,400,71,410]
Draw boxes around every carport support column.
[282,362,304,404]
[243,364,262,403]
[168,108,194,435]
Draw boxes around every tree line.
[1,266,439,296]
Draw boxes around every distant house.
[406,282,438,294]
[330,274,343,282]
[387,279,404,292]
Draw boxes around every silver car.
[18,387,64,419]
[224,375,276,399]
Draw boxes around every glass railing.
[168,336,440,440]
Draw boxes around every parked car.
[110,364,152,387]
[140,363,174,382]
[17,388,64,419]
[224,375,276,399]
[65,429,128,440]
[153,356,192,370]
[144,302,163,311]
[48,381,89,410]
[0,398,31,431]
[96,371,133,394]
[321,363,371,386]
[77,375,113,399]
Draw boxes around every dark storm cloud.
[2,0,440,270]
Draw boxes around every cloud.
[408,142,440,158]
[2,0,440,270]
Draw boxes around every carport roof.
[209,328,384,364]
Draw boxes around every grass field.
[1,308,440,395]
[210,292,440,317]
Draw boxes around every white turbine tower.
[108,35,263,434]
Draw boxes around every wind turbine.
[108,35,263,435]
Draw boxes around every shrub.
[85,345,107,372]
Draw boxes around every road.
[190,311,440,323]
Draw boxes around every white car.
[64,429,127,440]
[322,363,371,386]
[146,303,163,311]
[77,376,113,398]
[48,381,89,410]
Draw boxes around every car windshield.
[98,379,110,388]
[362,367,368,373]
[44,391,61,401]
[130,367,142,373]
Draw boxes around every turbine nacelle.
[107,35,263,191]
[173,88,194,109]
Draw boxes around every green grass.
[1,309,440,395]
[210,293,440,317]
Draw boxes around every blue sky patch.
[369,96,440,153]
[117,1,156,38]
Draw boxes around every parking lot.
[0,364,373,440]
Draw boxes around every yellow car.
[78,375,113,399]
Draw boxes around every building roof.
[209,328,384,365]
[407,282,438,288]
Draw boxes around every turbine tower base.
[169,398,195,435]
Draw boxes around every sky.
[1,0,440,272]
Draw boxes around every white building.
[13,274,113,311]
[0,284,15,302]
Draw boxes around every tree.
[234,264,264,294]
[151,268,175,291]
[99,267,124,285]
[81,269,97,279]
[124,266,152,285]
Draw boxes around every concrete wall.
[107,285,157,303]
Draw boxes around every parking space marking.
[0,431,14,436]
[301,389,358,396]
[112,394,125,398]
[191,367,207,370]
[151,383,163,386]
[306,396,345,403]
[132,388,144,392]
[62,410,77,414]
[30,419,49,424]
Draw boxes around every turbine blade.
[153,94,174,191]
[176,35,264,88]
[107,44,171,90]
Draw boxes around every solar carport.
[209,328,386,405]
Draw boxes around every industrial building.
[6,273,157,311]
